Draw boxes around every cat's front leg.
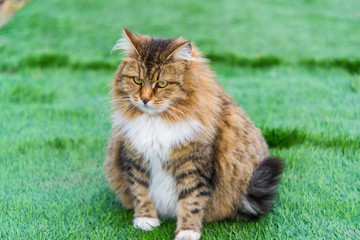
[173,157,214,240]
[124,159,160,231]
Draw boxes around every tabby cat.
[104,29,283,240]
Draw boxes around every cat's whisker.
[160,111,170,122]
[169,104,198,120]
[110,98,131,104]
[96,97,113,118]
[116,105,136,115]
[113,102,131,108]
[168,105,186,116]
[171,103,200,117]
[123,103,136,114]
[169,106,196,122]
[171,103,193,112]
[111,96,131,100]
[165,108,186,122]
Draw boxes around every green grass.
[1,0,359,239]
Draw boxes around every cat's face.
[117,59,190,115]
[112,29,200,118]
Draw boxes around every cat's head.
[111,29,206,120]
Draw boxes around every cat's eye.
[156,81,168,88]
[133,77,142,85]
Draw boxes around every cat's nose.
[141,98,150,105]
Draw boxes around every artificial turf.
[1,0,359,239]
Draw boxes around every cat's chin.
[137,105,164,115]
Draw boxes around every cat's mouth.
[134,101,168,115]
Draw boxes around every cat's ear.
[166,41,197,62]
[112,28,141,55]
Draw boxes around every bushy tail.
[237,157,284,221]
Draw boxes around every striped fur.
[104,29,283,240]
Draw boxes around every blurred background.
[0,0,359,239]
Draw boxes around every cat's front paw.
[175,230,201,240]
[133,217,160,231]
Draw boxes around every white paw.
[175,230,201,240]
[133,217,160,231]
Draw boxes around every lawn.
[1,0,359,239]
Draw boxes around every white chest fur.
[113,112,203,218]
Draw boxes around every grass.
[1,0,359,239]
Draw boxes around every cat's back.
[214,92,268,165]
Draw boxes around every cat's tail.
[237,157,284,221]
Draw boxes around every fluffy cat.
[104,29,283,240]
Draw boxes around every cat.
[104,29,283,240]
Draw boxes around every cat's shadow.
[88,187,133,228]
[89,187,273,239]
[88,187,176,233]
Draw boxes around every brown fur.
[104,29,283,239]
